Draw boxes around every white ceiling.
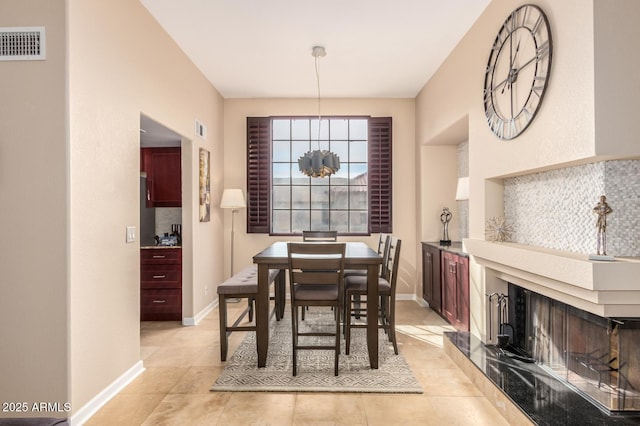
[140,0,491,99]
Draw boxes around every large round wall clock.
[483,4,552,140]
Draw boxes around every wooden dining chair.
[287,242,345,376]
[343,236,401,355]
[302,230,338,241]
[344,233,389,278]
[300,230,338,320]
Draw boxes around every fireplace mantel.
[465,239,640,317]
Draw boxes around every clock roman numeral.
[531,14,544,34]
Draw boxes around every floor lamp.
[220,188,246,277]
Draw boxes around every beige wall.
[2,0,226,418]
[67,0,225,414]
[223,98,418,296]
[416,0,640,339]
[0,0,68,409]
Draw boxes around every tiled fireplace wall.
[503,160,640,257]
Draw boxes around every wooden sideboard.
[422,242,469,331]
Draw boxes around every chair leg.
[248,297,254,322]
[292,302,299,376]
[334,302,340,376]
[387,296,398,355]
[345,291,352,355]
[219,295,228,362]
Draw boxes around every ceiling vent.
[0,27,46,61]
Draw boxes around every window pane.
[350,186,368,210]
[310,210,329,231]
[350,119,368,140]
[311,186,329,209]
[350,141,367,162]
[349,163,367,179]
[330,187,348,209]
[291,119,310,140]
[350,211,368,233]
[272,210,290,234]
[272,120,290,140]
[272,186,290,209]
[292,140,310,160]
[291,186,310,209]
[311,118,329,140]
[331,211,349,232]
[331,140,349,162]
[273,140,290,162]
[292,210,310,233]
[330,119,349,139]
[272,163,290,183]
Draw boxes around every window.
[247,116,392,236]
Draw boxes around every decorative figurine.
[440,207,452,246]
[591,195,613,259]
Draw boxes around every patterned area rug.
[211,308,423,393]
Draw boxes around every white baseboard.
[70,360,144,425]
[182,300,216,326]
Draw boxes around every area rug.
[211,309,423,393]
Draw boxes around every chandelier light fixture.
[298,46,340,178]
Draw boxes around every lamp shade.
[220,188,246,209]
[455,177,470,201]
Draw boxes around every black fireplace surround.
[446,282,640,424]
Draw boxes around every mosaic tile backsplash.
[503,160,640,256]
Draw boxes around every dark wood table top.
[253,241,382,266]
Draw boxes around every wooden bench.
[217,265,283,361]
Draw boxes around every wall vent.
[195,119,207,139]
[0,27,46,61]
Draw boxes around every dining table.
[253,241,383,369]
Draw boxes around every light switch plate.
[126,226,136,243]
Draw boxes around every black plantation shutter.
[368,117,392,233]
[246,117,270,233]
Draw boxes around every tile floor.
[86,301,511,425]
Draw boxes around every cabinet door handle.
[153,275,166,279]
[152,299,167,303]
[147,189,151,201]
[152,255,166,259]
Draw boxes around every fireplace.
[506,283,640,412]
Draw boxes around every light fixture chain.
[315,54,322,149]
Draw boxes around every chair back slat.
[287,243,345,286]
[302,230,338,241]
[384,236,401,289]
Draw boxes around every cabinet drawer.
[141,265,181,288]
[141,248,181,265]
[141,289,181,321]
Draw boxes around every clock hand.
[515,55,537,74]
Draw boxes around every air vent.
[195,119,207,139]
[0,27,46,61]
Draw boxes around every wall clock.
[483,4,552,140]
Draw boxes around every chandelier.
[298,46,340,178]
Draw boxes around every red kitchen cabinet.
[141,247,182,321]
[142,147,181,207]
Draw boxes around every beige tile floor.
[86,301,510,425]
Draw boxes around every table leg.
[367,263,379,369]
[256,263,270,367]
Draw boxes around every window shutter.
[368,117,392,233]
[246,117,271,233]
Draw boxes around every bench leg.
[219,295,229,361]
